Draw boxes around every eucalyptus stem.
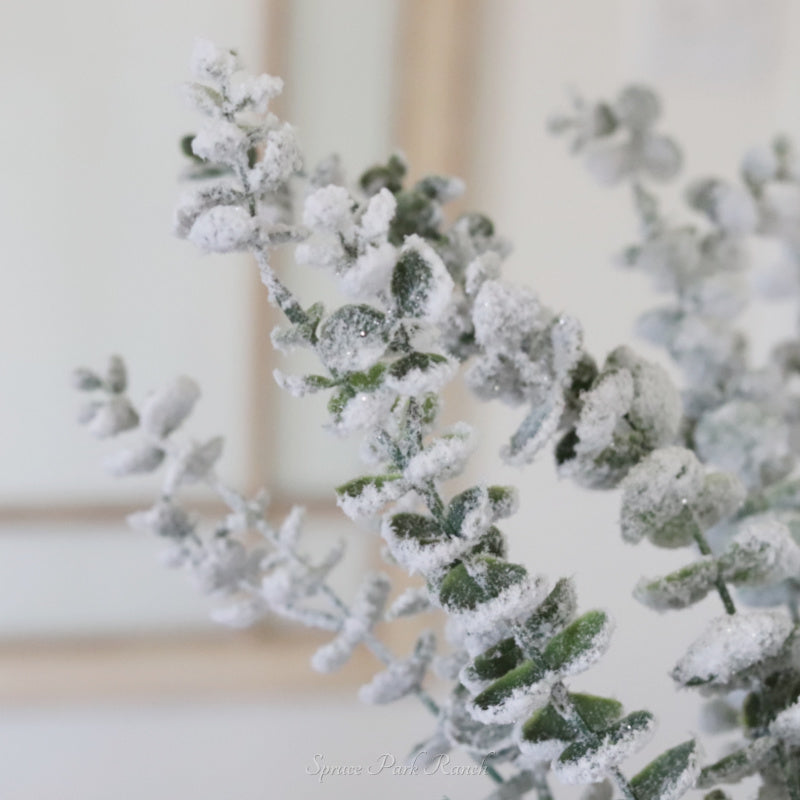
[692,528,737,616]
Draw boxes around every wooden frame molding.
[393,0,481,185]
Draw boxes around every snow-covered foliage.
[556,85,800,800]
[72,42,800,800]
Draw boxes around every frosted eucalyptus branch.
[168,42,704,800]
[552,83,800,800]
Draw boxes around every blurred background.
[2,0,800,797]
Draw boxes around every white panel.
[0,0,270,503]
[0,699,496,800]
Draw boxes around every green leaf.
[348,363,387,392]
[327,385,357,422]
[462,636,523,689]
[388,352,447,381]
[634,559,718,611]
[471,657,549,712]
[542,610,613,676]
[703,792,730,800]
[520,578,578,650]
[384,513,442,547]
[458,212,495,239]
[446,487,486,533]
[336,474,403,500]
[391,249,436,317]
[297,301,325,343]
[555,711,655,783]
[520,703,576,746]
[438,557,528,612]
[487,486,518,520]
[571,693,625,731]
[304,374,338,391]
[630,740,699,800]
[418,393,439,427]
[389,191,441,245]
[468,525,507,559]
[359,153,407,196]
[520,694,622,746]
[742,671,800,732]
[696,738,777,788]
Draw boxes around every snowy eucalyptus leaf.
[140,376,200,439]
[165,436,224,489]
[769,698,800,745]
[390,236,453,322]
[403,422,476,484]
[541,610,614,677]
[696,738,778,788]
[468,525,507,560]
[519,694,624,765]
[311,632,360,674]
[385,352,453,396]
[71,367,103,391]
[335,473,407,520]
[634,559,719,611]
[468,656,552,724]
[672,611,794,688]
[615,85,660,130]
[559,348,680,488]
[521,694,622,761]
[743,671,800,734]
[384,587,431,620]
[439,558,529,613]
[629,740,700,800]
[554,710,656,784]
[718,517,800,586]
[105,355,127,393]
[439,557,547,638]
[105,442,166,477]
[503,394,565,466]
[460,636,523,694]
[128,500,195,540]
[317,304,388,374]
[358,629,435,704]
[487,486,520,520]
[692,472,746,530]
[351,572,392,629]
[274,370,338,398]
[382,512,471,576]
[359,153,407,196]
[620,447,705,548]
[83,395,139,438]
[519,577,579,651]
[694,401,794,490]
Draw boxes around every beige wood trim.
[393,0,481,188]
[0,497,339,527]
[0,629,376,705]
